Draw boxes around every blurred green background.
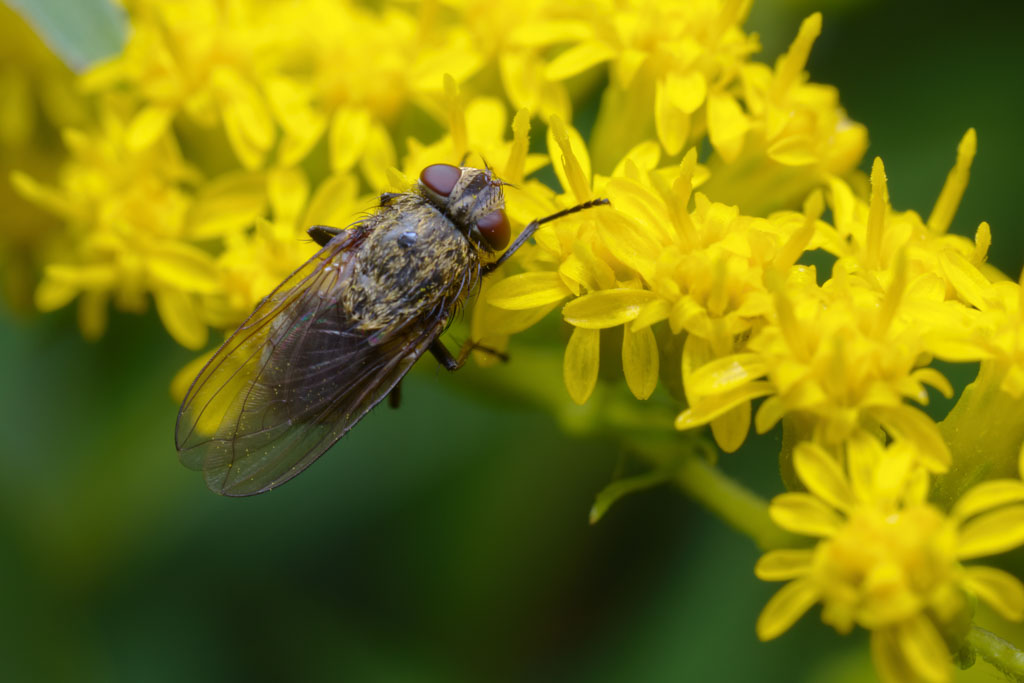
[2,1,1023,681]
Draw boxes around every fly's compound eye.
[477,209,510,251]
[419,164,462,197]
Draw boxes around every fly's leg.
[429,339,508,372]
[308,225,343,247]
[388,381,402,409]
[482,198,610,275]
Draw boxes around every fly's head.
[418,164,511,254]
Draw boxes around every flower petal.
[895,614,949,683]
[267,166,309,226]
[754,549,814,581]
[687,353,767,397]
[488,272,571,310]
[710,401,750,453]
[870,629,916,683]
[872,404,951,473]
[78,290,108,341]
[793,442,855,512]
[956,504,1024,560]
[962,565,1024,621]
[756,578,820,641]
[147,242,220,294]
[563,288,659,329]
[666,70,706,114]
[676,381,774,430]
[654,79,689,156]
[329,106,371,173]
[359,121,396,190]
[597,211,659,282]
[126,104,174,151]
[547,115,592,202]
[706,91,748,163]
[622,324,658,400]
[34,277,78,312]
[154,287,207,350]
[952,480,1024,521]
[927,128,976,235]
[186,171,267,240]
[769,492,843,537]
[564,326,600,405]
[544,40,615,80]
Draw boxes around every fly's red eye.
[477,210,510,251]
[419,164,461,197]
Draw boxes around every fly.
[175,163,608,495]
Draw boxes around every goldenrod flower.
[700,13,868,215]
[0,4,87,311]
[480,12,869,446]
[532,0,760,168]
[678,258,957,469]
[14,97,218,346]
[676,135,1006,465]
[757,436,1024,683]
[205,167,366,329]
[932,269,1024,502]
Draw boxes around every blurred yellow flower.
[14,96,217,345]
[0,4,88,312]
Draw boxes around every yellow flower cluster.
[0,4,87,313]
[758,437,1024,683]
[7,1,1024,681]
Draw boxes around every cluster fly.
[175,163,609,495]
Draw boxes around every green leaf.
[589,470,670,524]
[8,0,125,70]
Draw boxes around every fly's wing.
[175,227,445,496]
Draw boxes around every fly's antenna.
[534,197,611,227]
[484,198,610,273]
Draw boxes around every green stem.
[629,439,801,551]
[966,626,1024,682]
[457,343,801,550]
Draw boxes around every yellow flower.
[82,0,485,176]
[821,132,993,315]
[203,167,365,330]
[933,269,1024,501]
[693,12,868,215]
[561,0,761,170]
[16,94,277,348]
[676,134,1003,463]
[0,4,88,312]
[756,436,1024,683]
[15,97,220,346]
[678,260,955,469]
[81,0,277,169]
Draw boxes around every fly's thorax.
[340,194,481,330]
